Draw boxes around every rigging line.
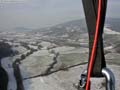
[85,0,102,90]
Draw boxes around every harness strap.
[82,0,107,90]
[91,0,107,77]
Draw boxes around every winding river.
[1,57,17,90]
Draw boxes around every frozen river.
[1,57,17,90]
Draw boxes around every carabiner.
[77,70,89,90]
[77,68,115,90]
[102,68,115,90]
[79,72,87,88]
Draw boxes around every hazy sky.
[0,0,120,30]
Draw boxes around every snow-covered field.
[0,26,120,90]
[104,28,120,35]
[22,65,120,90]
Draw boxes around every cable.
[85,0,102,90]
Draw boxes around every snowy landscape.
[0,18,120,90]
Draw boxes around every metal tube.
[102,68,115,90]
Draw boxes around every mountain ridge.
[13,18,120,33]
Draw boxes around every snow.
[40,41,51,47]
[1,57,17,90]
[28,45,38,50]
[22,65,120,90]
[23,76,65,90]
[31,50,49,56]
[104,46,113,50]
[104,28,120,35]
[12,46,27,54]
[52,46,75,53]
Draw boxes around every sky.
[0,0,120,30]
